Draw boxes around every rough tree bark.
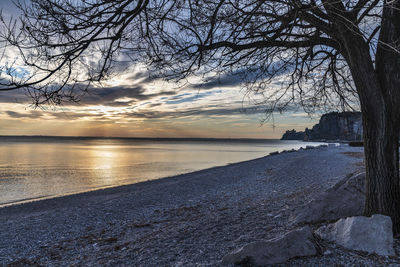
[321,0,400,234]
[363,2,400,234]
[363,109,400,234]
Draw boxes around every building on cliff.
[281,112,363,141]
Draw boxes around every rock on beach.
[293,172,365,224]
[315,214,395,256]
[222,226,317,266]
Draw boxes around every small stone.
[222,226,317,266]
[315,214,395,256]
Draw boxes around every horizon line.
[0,134,282,142]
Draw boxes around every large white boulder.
[293,172,365,224]
[222,226,317,266]
[315,214,395,256]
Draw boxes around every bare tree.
[1,1,400,232]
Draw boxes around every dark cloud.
[101,101,136,107]
[125,71,159,83]
[48,111,104,120]
[148,103,162,108]
[0,84,177,106]
[4,109,109,120]
[5,110,43,119]
[191,73,245,90]
[191,64,293,90]
[122,106,265,119]
[0,89,30,104]
[3,104,264,121]
[79,85,177,106]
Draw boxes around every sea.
[0,136,324,206]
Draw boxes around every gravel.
[1,144,399,266]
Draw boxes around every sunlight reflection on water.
[0,137,324,205]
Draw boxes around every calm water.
[0,136,323,206]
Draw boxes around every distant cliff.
[281,112,362,141]
[280,129,307,140]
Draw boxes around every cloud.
[191,73,245,90]
[4,109,110,120]
[0,84,177,106]
[122,106,265,120]
[191,63,294,90]
[48,111,105,120]
[78,85,177,106]
[165,91,221,104]
[5,110,43,119]
[0,89,30,103]
[124,70,160,84]
[2,103,265,122]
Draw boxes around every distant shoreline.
[0,135,348,145]
[0,134,283,143]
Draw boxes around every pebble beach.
[2,144,400,266]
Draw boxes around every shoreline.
[2,144,381,266]
[0,152,274,210]
[0,153,271,211]
[0,142,329,209]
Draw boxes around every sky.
[0,0,320,139]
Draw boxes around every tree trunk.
[337,15,400,233]
[363,1,400,235]
[363,110,400,235]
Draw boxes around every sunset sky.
[0,0,320,139]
